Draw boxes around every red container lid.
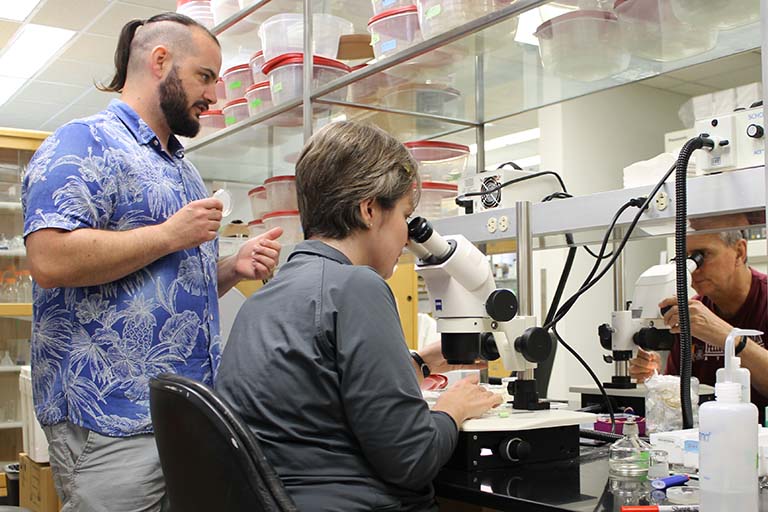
[421,182,458,191]
[248,219,264,226]
[368,5,418,26]
[250,50,264,61]
[177,0,207,5]
[351,63,367,71]
[245,81,270,93]
[262,53,351,75]
[224,98,247,108]
[534,10,618,40]
[200,109,223,116]
[223,63,251,76]
[248,185,266,196]
[264,175,296,184]
[405,140,469,152]
[263,209,300,219]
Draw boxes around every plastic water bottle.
[699,382,758,512]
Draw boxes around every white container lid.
[534,10,619,40]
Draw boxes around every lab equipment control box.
[694,105,764,173]
[459,169,562,214]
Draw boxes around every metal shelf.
[431,166,766,246]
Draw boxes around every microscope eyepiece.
[408,217,433,243]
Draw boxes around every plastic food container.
[368,6,422,60]
[264,175,298,212]
[222,64,254,102]
[413,182,458,219]
[198,109,225,136]
[258,13,354,63]
[371,0,414,15]
[248,219,265,238]
[212,0,257,35]
[244,81,272,116]
[249,51,267,83]
[263,210,303,245]
[262,53,350,106]
[222,98,249,126]
[534,10,630,82]
[416,0,505,39]
[614,0,718,62]
[177,0,214,28]
[405,141,470,183]
[382,84,462,138]
[670,0,760,30]
[248,185,268,219]
[349,64,405,102]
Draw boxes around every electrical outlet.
[487,217,497,233]
[498,215,509,232]
[655,191,668,211]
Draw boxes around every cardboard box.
[19,453,60,512]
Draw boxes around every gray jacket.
[216,240,458,511]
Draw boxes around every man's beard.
[159,66,207,138]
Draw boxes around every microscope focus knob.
[499,437,531,463]
[485,289,518,322]
[514,327,552,363]
[747,124,764,139]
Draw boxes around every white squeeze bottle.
[699,328,761,512]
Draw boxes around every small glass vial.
[609,419,652,476]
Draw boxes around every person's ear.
[359,199,376,228]
[735,239,748,265]
[149,45,171,79]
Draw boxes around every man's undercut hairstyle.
[97,12,219,93]
[295,121,420,240]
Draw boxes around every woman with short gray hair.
[217,121,500,511]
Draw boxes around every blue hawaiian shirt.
[22,100,221,437]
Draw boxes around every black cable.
[455,170,570,202]
[583,245,613,260]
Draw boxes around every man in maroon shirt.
[630,214,768,420]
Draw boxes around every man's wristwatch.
[735,336,749,356]
[410,351,431,378]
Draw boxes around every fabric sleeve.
[23,123,114,238]
[333,268,458,490]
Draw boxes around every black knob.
[480,333,500,361]
[485,289,518,322]
[499,437,531,462]
[598,323,613,351]
[514,327,552,363]
[747,124,764,139]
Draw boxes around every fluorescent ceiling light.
[0,76,26,106]
[0,24,75,79]
[0,0,42,22]
[468,128,540,154]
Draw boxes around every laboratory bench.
[434,443,768,512]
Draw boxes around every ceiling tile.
[30,0,111,31]
[118,0,177,10]
[640,75,686,91]
[667,82,719,97]
[696,66,763,90]
[58,33,117,64]
[35,58,114,88]
[667,52,762,83]
[87,1,173,37]
[0,20,21,49]
[13,81,88,106]
[41,103,106,131]
[76,86,119,109]
[0,100,67,130]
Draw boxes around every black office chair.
[149,373,298,512]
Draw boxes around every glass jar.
[609,419,652,476]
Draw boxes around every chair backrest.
[149,373,298,512]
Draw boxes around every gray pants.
[43,422,170,512]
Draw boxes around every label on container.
[381,39,397,53]
[250,99,262,108]
[228,80,242,90]
[371,32,380,45]
[426,4,442,19]
[273,82,283,93]
[225,116,236,125]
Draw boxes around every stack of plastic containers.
[258,13,354,62]
[670,0,760,30]
[413,182,458,219]
[262,54,351,105]
[383,84,463,139]
[199,110,226,136]
[212,0,258,34]
[406,140,467,220]
[416,0,508,39]
[259,176,303,245]
[368,6,422,60]
[176,0,214,28]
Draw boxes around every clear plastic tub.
[249,50,267,83]
[248,185,268,219]
[368,6,422,60]
[414,182,458,219]
[371,0,413,15]
[262,53,350,105]
[264,175,298,212]
[614,0,718,62]
[245,81,272,116]
[534,10,630,82]
[248,218,265,238]
[198,109,225,136]
[349,64,405,102]
[263,210,303,245]
[405,140,470,183]
[258,13,354,63]
[212,0,257,35]
[670,0,760,30]
[222,63,254,102]
[416,0,506,39]
[382,84,462,138]
[222,98,249,126]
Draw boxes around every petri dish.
[212,188,232,217]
